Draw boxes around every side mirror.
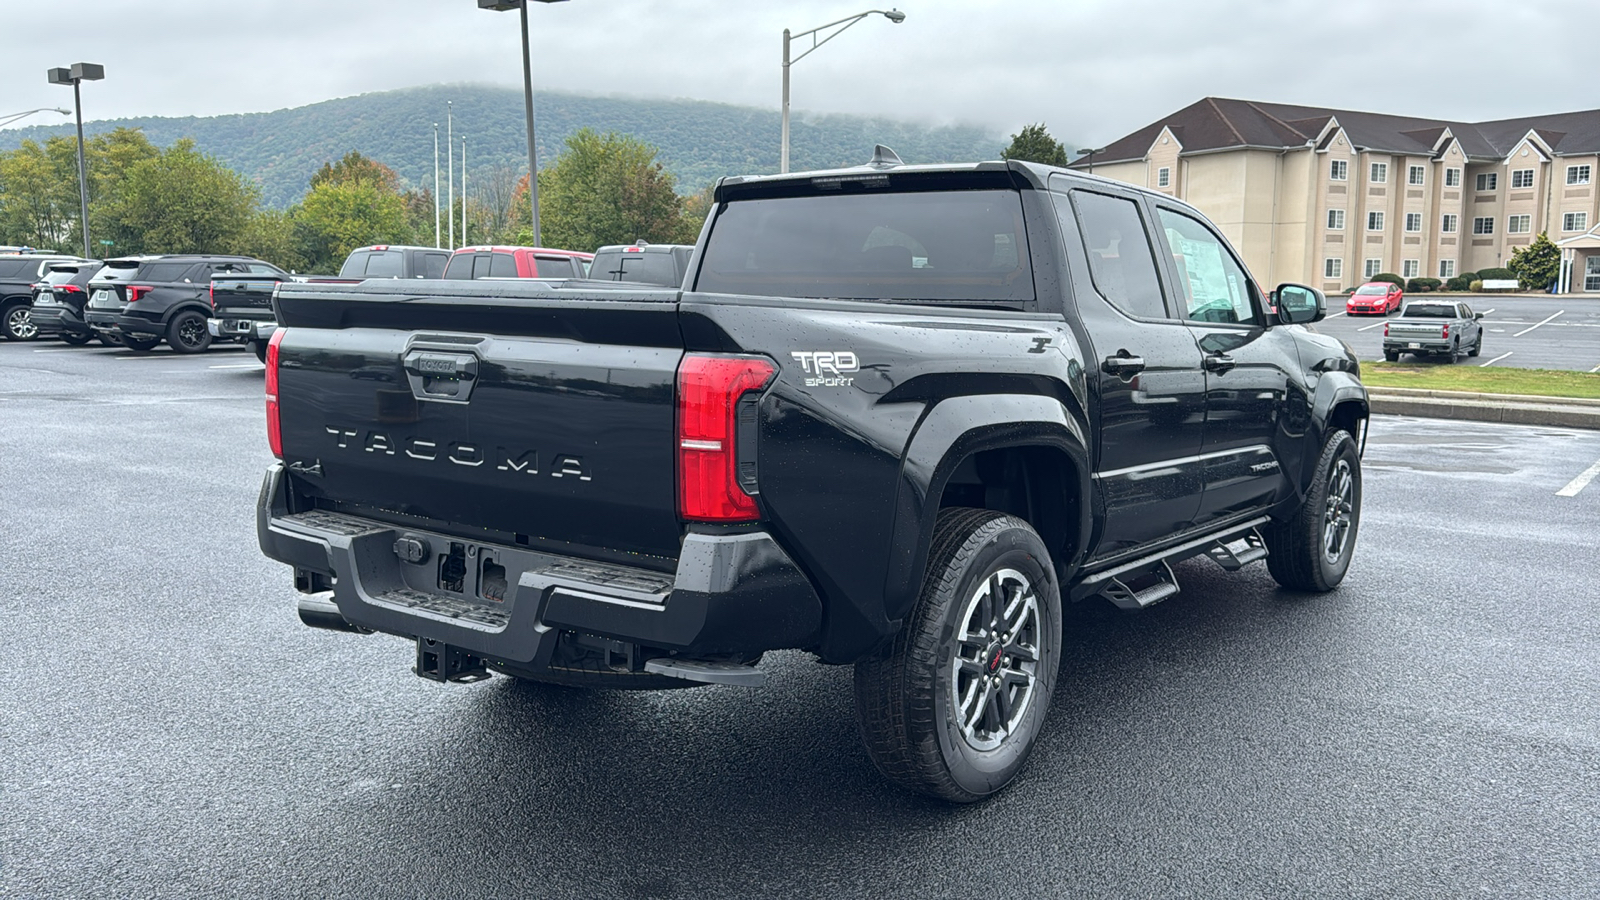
[1274,283,1324,325]
[1474,312,1484,320]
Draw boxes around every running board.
[643,658,766,687]
[1072,515,1273,602]
[1205,528,1268,571]
[1101,560,1180,610]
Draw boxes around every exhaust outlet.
[297,595,368,633]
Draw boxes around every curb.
[1366,386,1600,430]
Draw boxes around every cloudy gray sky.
[1,0,1587,146]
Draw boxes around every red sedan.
[1346,281,1403,315]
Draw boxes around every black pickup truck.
[257,152,1368,802]
[209,269,290,362]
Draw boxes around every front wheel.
[855,508,1061,803]
[166,310,212,354]
[1468,334,1482,358]
[3,303,37,341]
[1264,429,1361,592]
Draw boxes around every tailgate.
[212,278,278,315]
[273,281,685,562]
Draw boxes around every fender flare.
[882,393,1092,622]
[161,299,214,328]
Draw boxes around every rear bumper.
[256,464,822,663]
[209,314,274,340]
[1384,338,1452,352]
[85,309,163,338]
[27,305,88,337]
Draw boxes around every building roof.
[1075,97,1600,167]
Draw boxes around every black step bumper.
[255,464,823,664]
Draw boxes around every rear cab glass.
[1403,304,1453,318]
[695,188,1033,304]
[593,251,680,286]
[339,250,404,278]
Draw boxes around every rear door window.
[489,252,518,278]
[0,259,37,279]
[695,189,1033,303]
[1064,191,1170,320]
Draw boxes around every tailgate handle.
[402,350,479,403]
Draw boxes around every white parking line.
[1513,310,1564,337]
[31,347,89,353]
[1325,311,1346,319]
[1478,351,1513,367]
[1557,458,1600,497]
[1357,320,1388,332]
[113,355,173,361]
[209,363,263,370]
[1590,363,1600,374]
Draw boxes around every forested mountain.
[0,85,1006,208]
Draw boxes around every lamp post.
[433,123,442,248]
[447,101,454,250]
[46,63,104,259]
[478,0,566,246]
[0,107,70,129]
[1077,147,1105,176]
[781,9,905,174]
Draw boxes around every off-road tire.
[1468,334,1482,358]
[119,335,159,352]
[854,508,1061,803]
[1264,429,1361,592]
[166,310,212,354]
[250,340,268,363]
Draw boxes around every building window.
[1330,160,1347,181]
[1402,260,1419,278]
[1445,168,1461,187]
[1156,166,1170,188]
[1439,260,1456,279]
[1327,209,1345,230]
[1476,172,1498,192]
[1511,169,1535,189]
[1408,165,1425,185]
[1564,211,1589,232]
[1473,216,1495,235]
[1364,258,1383,278]
[1441,214,1458,233]
[1370,162,1388,184]
[1404,213,1422,232]
[1324,258,1343,279]
[1367,211,1384,231]
[1508,215,1531,234]
[1567,164,1592,185]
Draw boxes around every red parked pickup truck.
[442,246,594,280]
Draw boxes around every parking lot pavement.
[3,341,1600,898]
[1314,293,1600,371]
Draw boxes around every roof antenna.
[868,145,903,169]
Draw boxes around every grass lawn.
[1361,364,1600,400]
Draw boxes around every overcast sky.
[1,0,1588,148]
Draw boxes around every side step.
[644,658,766,687]
[1101,560,1180,610]
[1206,528,1268,571]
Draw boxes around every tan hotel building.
[1071,97,1600,294]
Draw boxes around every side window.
[489,252,518,278]
[469,253,492,280]
[1460,304,1473,318]
[1155,208,1259,326]
[1061,191,1169,320]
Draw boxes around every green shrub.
[1469,280,1484,292]
[1371,272,1404,288]
[1476,266,1515,282]
[1406,277,1442,292]
[1445,273,1475,291]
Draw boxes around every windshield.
[1355,285,1387,295]
[695,189,1034,304]
[1403,305,1455,318]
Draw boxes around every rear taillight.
[1383,323,1389,337]
[1442,325,1449,340]
[60,285,83,294]
[676,354,775,522]
[209,282,215,309]
[127,284,152,303]
[265,328,287,458]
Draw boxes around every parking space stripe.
[32,347,90,353]
[1557,458,1600,497]
[1357,320,1387,332]
[1590,363,1600,374]
[1478,351,1513,367]
[113,355,175,361]
[209,363,263,370]
[1513,310,1564,337]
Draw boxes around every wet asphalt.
[1313,293,1600,371]
[2,340,1599,899]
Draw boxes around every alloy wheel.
[1323,459,1355,564]
[6,307,37,340]
[177,316,207,349]
[950,568,1042,752]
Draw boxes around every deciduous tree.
[1000,123,1070,168]
[522,129,687,251]
[109,139,258,254]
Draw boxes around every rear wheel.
[167,310,212,354]
[1264,429,1361,592]
[60,332,92,346]
[250,340,268,363]
[1383,350,1399,362]
[855,508,1061,802]
[119,335,159,352]
[3,303,37,341]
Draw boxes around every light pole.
[461,135,468,247]
[478,0,566,246]
[1077,147,1105,176]
[781,9,905,174]
[0,107,70,129]
[433,123,441,248]
[447,101,454,250]
[46,63,104,259]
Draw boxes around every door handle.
[1101,352,1146,378]
[1203,353,1236,373]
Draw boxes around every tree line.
[0,127,717,272]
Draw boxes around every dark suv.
[27,260,107,345]
[84,255,288,353]
[1,253,88,340]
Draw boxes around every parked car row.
[5,239,695,354]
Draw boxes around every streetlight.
[781,9,905,174]
[478,0,567,247]
[0,107,70,129]
[46,63,104,260]
[1077,147,1105,176]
